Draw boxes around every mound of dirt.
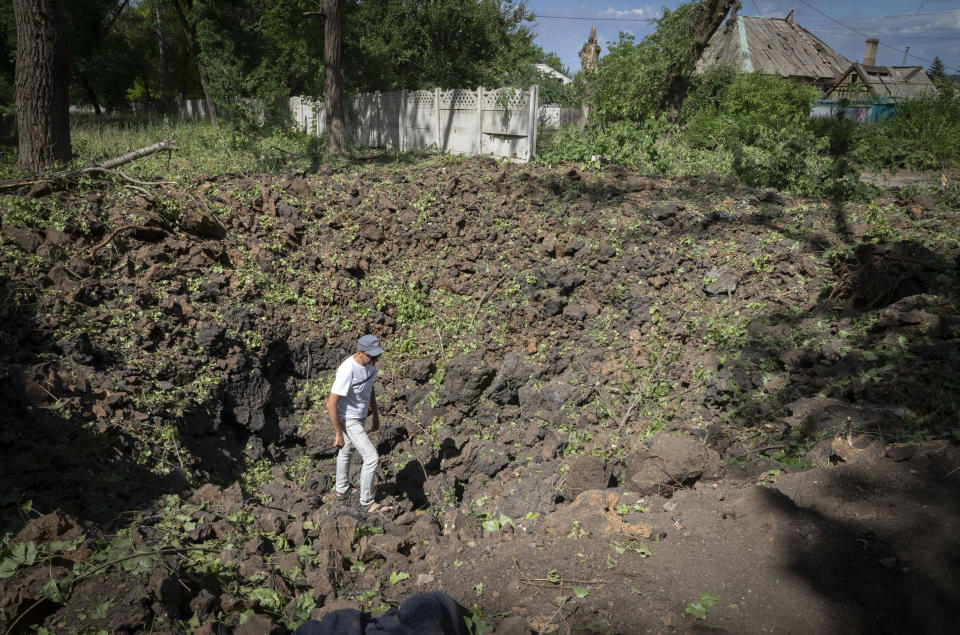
[1,155,958,633]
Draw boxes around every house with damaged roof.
[696,10,850,89]
[812,38,937,123]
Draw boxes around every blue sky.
[526,0,960,76]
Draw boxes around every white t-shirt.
[331,355,377,420]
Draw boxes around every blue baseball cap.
[357,334,385,356]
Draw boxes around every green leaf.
[12,542,38,567]
[474,582,484,597]
[685,602,707,619]
[633,542,652,558]
[552,595,568,607]
[389,571,410,585]
[699,591,719,606]
[481,518,501,533]
[573,586,590,598]
[90,599,113,620]
[49,534,85,553]
[302,520,316,530]
[249,587,282,609]
[41,578,72,604]
[0,557,19,579]
[545,569,561,584]
[498,513,515,528]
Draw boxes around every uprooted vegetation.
[1,149,959,633]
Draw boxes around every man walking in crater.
[327,334,393,514]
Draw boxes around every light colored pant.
[336,417,379,507]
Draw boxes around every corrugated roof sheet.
[697,15,850,83]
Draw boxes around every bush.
[855,84,960,170]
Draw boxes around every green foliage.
[389,570,410,585]
[588,3,698,123]
[855,84,960,170]
[685,591,719,619]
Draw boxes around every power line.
[794,0,959,72]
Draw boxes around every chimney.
[864,39,879,66]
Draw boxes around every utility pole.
[901,47,909,66]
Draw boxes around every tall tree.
[321,0,347,153]
[170,0,218,127]
[12,0,72,172]
[306,0,347,153]
[660,0,738,115]
[929,57,947,84]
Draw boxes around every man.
[327,334,393,514]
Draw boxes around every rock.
[485,353,535,406]
[495,476,560,520]
[646,204,678,221]
[357,534,404,562]
[2,225,43,252]
[406,357,435,383]
[803,438,835,467]
[191,482,244,513]
[562,304,587,321]
[256,508,286,533]
[886,440,952,462]
[190,589,221,622]
[624,434,721,496]
[196,322,227,351]
[13,510,84,545]
[831,435,883,464]
[245,535,274,556]
[57,332,96,366]
[317,514,359,554]
[704,267,738,296]
[234,612,282,635]
[518,380,581,425]
[181,208,226,239]
[304,549,343,595]
[540,428,568,459]
[439,353,495,409]
[565,455,613,499]
[45,571,152,633]
[542,490,651,540]
[441,508,480,542]
[445,440,510,480]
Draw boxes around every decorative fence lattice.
[299,86,540,162]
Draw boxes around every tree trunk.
[170,0,218,128]
[322,0,347,154]
[13,0,72,172]
[155,5,169,111]
[661,0,738,117]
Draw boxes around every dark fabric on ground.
[293,591,466,635]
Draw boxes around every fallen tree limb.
[89,224,169,257]
[0,141,180,193]
[94,140,179,170]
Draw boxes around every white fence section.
[69,86,541,160]
[326,86,539,161]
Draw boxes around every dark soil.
[1,154,959,634]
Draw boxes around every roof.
[825,63,937,99]
[697,14,850,85]
[534,64,572,85]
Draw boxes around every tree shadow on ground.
[520,166,960,630]
[0,277,190,535]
